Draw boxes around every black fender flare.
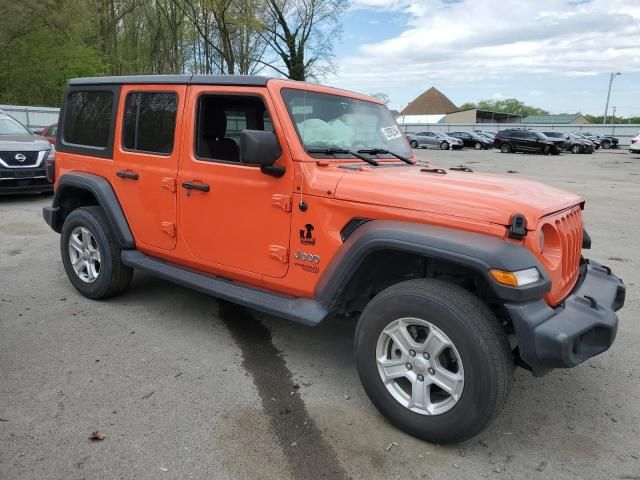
[43,172,135,249]
[315,220,550,306]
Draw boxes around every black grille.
[0,151,41,167]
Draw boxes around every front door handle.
[182,181,210,192]
[116,170,139,180]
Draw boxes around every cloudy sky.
[327,0,640,116]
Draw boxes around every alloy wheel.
[376,317,464,416]
[68,226,101,283]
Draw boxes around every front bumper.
[505,260,625,376]
[0,166,52,194]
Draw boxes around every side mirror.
[239,130,284,177]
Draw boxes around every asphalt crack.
[218,301,347,480]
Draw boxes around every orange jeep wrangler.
[43,75,625,443]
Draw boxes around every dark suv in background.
[493,129,560,155]
[0,110,54,194]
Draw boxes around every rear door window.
[122,92,178,154]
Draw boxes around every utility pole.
[611,106,616,123]
[603,72,621,124]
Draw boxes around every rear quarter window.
[59,85,120,158]
[63,91,113,147]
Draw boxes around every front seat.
[201,109,239,162]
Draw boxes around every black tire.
[440,141,449,150]
[543,145,551,155]
[355,279,513,444]
[571,144,582,154]
[602,140,611,149]
[60,206,133,299]
[410,140,418,148]
[474,142,482,150]
[500,143,512,153]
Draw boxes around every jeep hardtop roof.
[68,74,273,87]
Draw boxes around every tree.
[458,98,548,117]
[259,0,347,81]
[370,93,390,105]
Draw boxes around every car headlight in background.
[489,267,541,287]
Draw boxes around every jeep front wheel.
[355,279,513,444]
[60,206,133,299]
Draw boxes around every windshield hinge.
[272,194,292,212]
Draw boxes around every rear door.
[112,85,186,251]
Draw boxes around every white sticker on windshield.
[381,125,402,141]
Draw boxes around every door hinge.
[161,221,176,237]
[272,194,292,212]
[162,177,177,193]
[269,245,289,263]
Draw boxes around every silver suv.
[0,110,54,194]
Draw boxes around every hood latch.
[508,213,527,240]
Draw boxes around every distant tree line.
[0,0,347,106]
[458,98,549,118]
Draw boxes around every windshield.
[281,88,412,159]
[0,115,31,135]
[534,131,549,140]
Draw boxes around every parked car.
[542,131,594,154]
[630,131,640,153]
[538,131,567,151]
[43,74,625,444]
[0,110,54,194]
[406,131,464,150]
[493,129,560,155]
[571,132,601,150]
[580,132,619,149]
[40,123,58,145]
[474,130,496,141]
[449,131,493,150]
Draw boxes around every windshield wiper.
[307,148,379,166]
[357,148,413,165]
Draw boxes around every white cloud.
[329,0,640,109]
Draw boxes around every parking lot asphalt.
[1,148,639,480]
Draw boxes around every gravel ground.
[1,148,639,480]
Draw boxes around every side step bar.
[121,250,328,326]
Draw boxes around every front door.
[178,86,293,278]
[112,85,185,251]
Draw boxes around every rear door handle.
[182,181,210,192]
[116,170,139,180]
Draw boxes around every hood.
[335,166,582,229]
[0,134,51,150]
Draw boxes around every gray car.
[0,111,54,194]
[406,131,464,150]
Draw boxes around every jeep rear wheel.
[355,279,513,444]
[61,206,133,299]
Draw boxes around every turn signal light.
[489,267,541,287]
